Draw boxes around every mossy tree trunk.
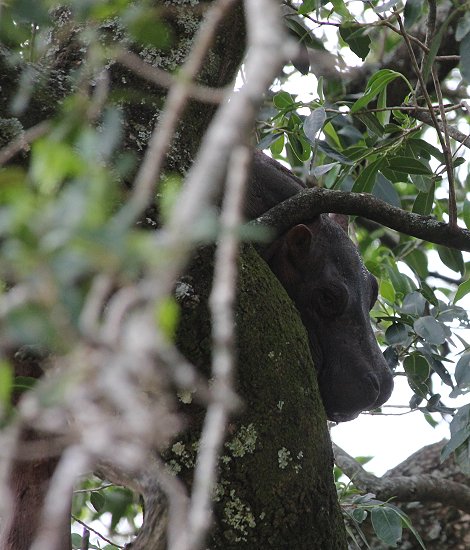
[173,245,347,549]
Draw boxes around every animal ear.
[329,213,349,234]
[286,224,312,266]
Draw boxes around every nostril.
[363,372,380,396]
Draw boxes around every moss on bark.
[174,245,347,549]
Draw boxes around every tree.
[1,1,470,549]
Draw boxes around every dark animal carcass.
[248,151,394,422]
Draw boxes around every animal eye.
[314,285,348,318]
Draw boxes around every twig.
[117,0,238,228]
[423,0,436,54]
[78,274,113,340]
[31,447,91,550]
[117,50,227,104]
[72,515,123,549]
[410,109,470,150]
[80,527,90,550]
[333,442,470,513]
[432,66,457,227]
[394,9,457,229]
[186,146,250,550]
[0,121,50,165]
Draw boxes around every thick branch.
[253,187,470,252]
[333,443,470,513]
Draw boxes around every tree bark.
[170,245,347,549]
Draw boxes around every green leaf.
[351,70,406,113]
[8,0,52,25]
[457,12,470,41]
[352,158,384,193]
[298,0,317,15]
[392,508,426,549]
[284,17,325,50]
[339,25,371,61]
[373,174,401,207]
[420,281,438,306]
[460,31,470,82]
[404,0,424,28]
[404,249,428,279]
[410,138,445,164]
[90,491,106,513]
[401,291,426,316]
[371,506,402,547]
[355,113,385,137]
[386,157,432,175]
[463,198,470,229]
[412,185,435,215]
[323,121,342,149]
[385,263,415,298]
[455,354,470,391]
[380,279,396,303]
[155,297,180,342]
[270,134,285,157]
[311,163,338,177]
[303,108,326,143]
[427,357,454,388]
[413,316,446,345]
[257,132,282,151]
[31,139,84,194]
[441,426,470,462]
[404,352,430,397]
[385,323,409,345]
[352,508,368,523]
[316,140,354,164]
[454,279,470,304]
[422,19,449,84]
[410,174,433,193]
[0,360,13,406]
[273,91,295,109]
[13,376,38,394]
[288,134,311,162]
[437,245,465,275]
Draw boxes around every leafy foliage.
[336,469,425,549]
[255,0,470,481]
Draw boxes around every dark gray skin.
[248,151,394,422]
[264,217,393,422]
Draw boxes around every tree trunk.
[172,244,347,549]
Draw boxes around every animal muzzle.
[320,362,394,423]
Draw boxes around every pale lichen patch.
[223,489,256,543]
[225,423,257,458]
[277,447,292,469]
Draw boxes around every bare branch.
[333,442,470,514]
[117,50,227,105]
[185,146,250,550]
[410,108,470,150]
[253,187,470,252]
[0,121,50,166]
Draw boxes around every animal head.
[265,214,394,422]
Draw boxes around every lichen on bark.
[174,244,347,549]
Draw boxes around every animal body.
[248,151,394,422]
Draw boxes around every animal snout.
[362,372,380,400]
